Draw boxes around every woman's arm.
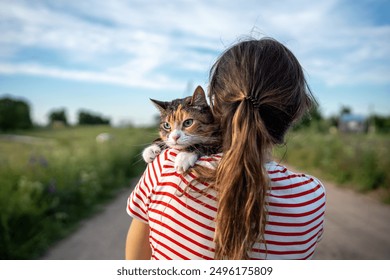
[125,219,152,260]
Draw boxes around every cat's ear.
[150,99,168,114]
[191,86,208,107]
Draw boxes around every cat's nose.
[172,134,180,141]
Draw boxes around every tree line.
[1,96,389,133]
[0,96,110,131]
[49,108,110,126]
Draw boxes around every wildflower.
[47,179,57,194]
[39,156,49,168]
[28,154,49,168]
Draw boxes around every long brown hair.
[195,38,315,259]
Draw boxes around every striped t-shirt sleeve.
[127,148,165,223]
[127,173,150,223]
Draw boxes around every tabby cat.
[142,86,220,173]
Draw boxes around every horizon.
[0,91,385,128]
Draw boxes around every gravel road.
[41,177,390,260]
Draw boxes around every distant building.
[338,114,368,133]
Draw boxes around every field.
[1,126,389,259]
[0,126,157,259]
[273,130,390,203]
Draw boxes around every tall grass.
[274,130,390,203]
[0,126,156,259]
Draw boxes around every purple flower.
[47,179,57,194]
[28,155,49,168]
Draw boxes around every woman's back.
[126,38,326,260]
[127,149,325,260]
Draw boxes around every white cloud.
[233,0,390,87]
[0,62,183,89]
[0,0,389,91]
[300,24,390,86]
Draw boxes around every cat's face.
[151,86,217,150]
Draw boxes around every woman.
[125,37,325,260]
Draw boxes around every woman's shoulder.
[197,152,223,168]
[159,148,222,169]
[266,161,323,181]
[266,161,325,196]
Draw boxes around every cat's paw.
[142,144,161,163]
[174,152,198,174]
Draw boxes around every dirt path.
[313,180,390,259]
[41,177,390,260]
[40,185,134,260]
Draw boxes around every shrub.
[274,130,390,203]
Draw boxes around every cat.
[142,85,220,173]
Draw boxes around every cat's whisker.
[132,143,153,147]
[131,151,148,166]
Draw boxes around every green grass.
[273,130,390,203]
[0,125,157,259]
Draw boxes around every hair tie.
[245,95,260,108]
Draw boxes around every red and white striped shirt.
[127,149,325,260]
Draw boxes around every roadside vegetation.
[273,106,390,204]
[273,129,390,203]
[0,125,156,259]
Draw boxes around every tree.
[340,106,352,115]
[77,110,110,125]
[48,108,68,126]
[370,114,390,133]
[293,104,323,130]
[0,96,33,131]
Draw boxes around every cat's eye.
[183,119,193,128]
[162,122,171,130]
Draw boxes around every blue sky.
[0,0,389,126]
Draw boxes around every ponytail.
[213,100,271,260]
